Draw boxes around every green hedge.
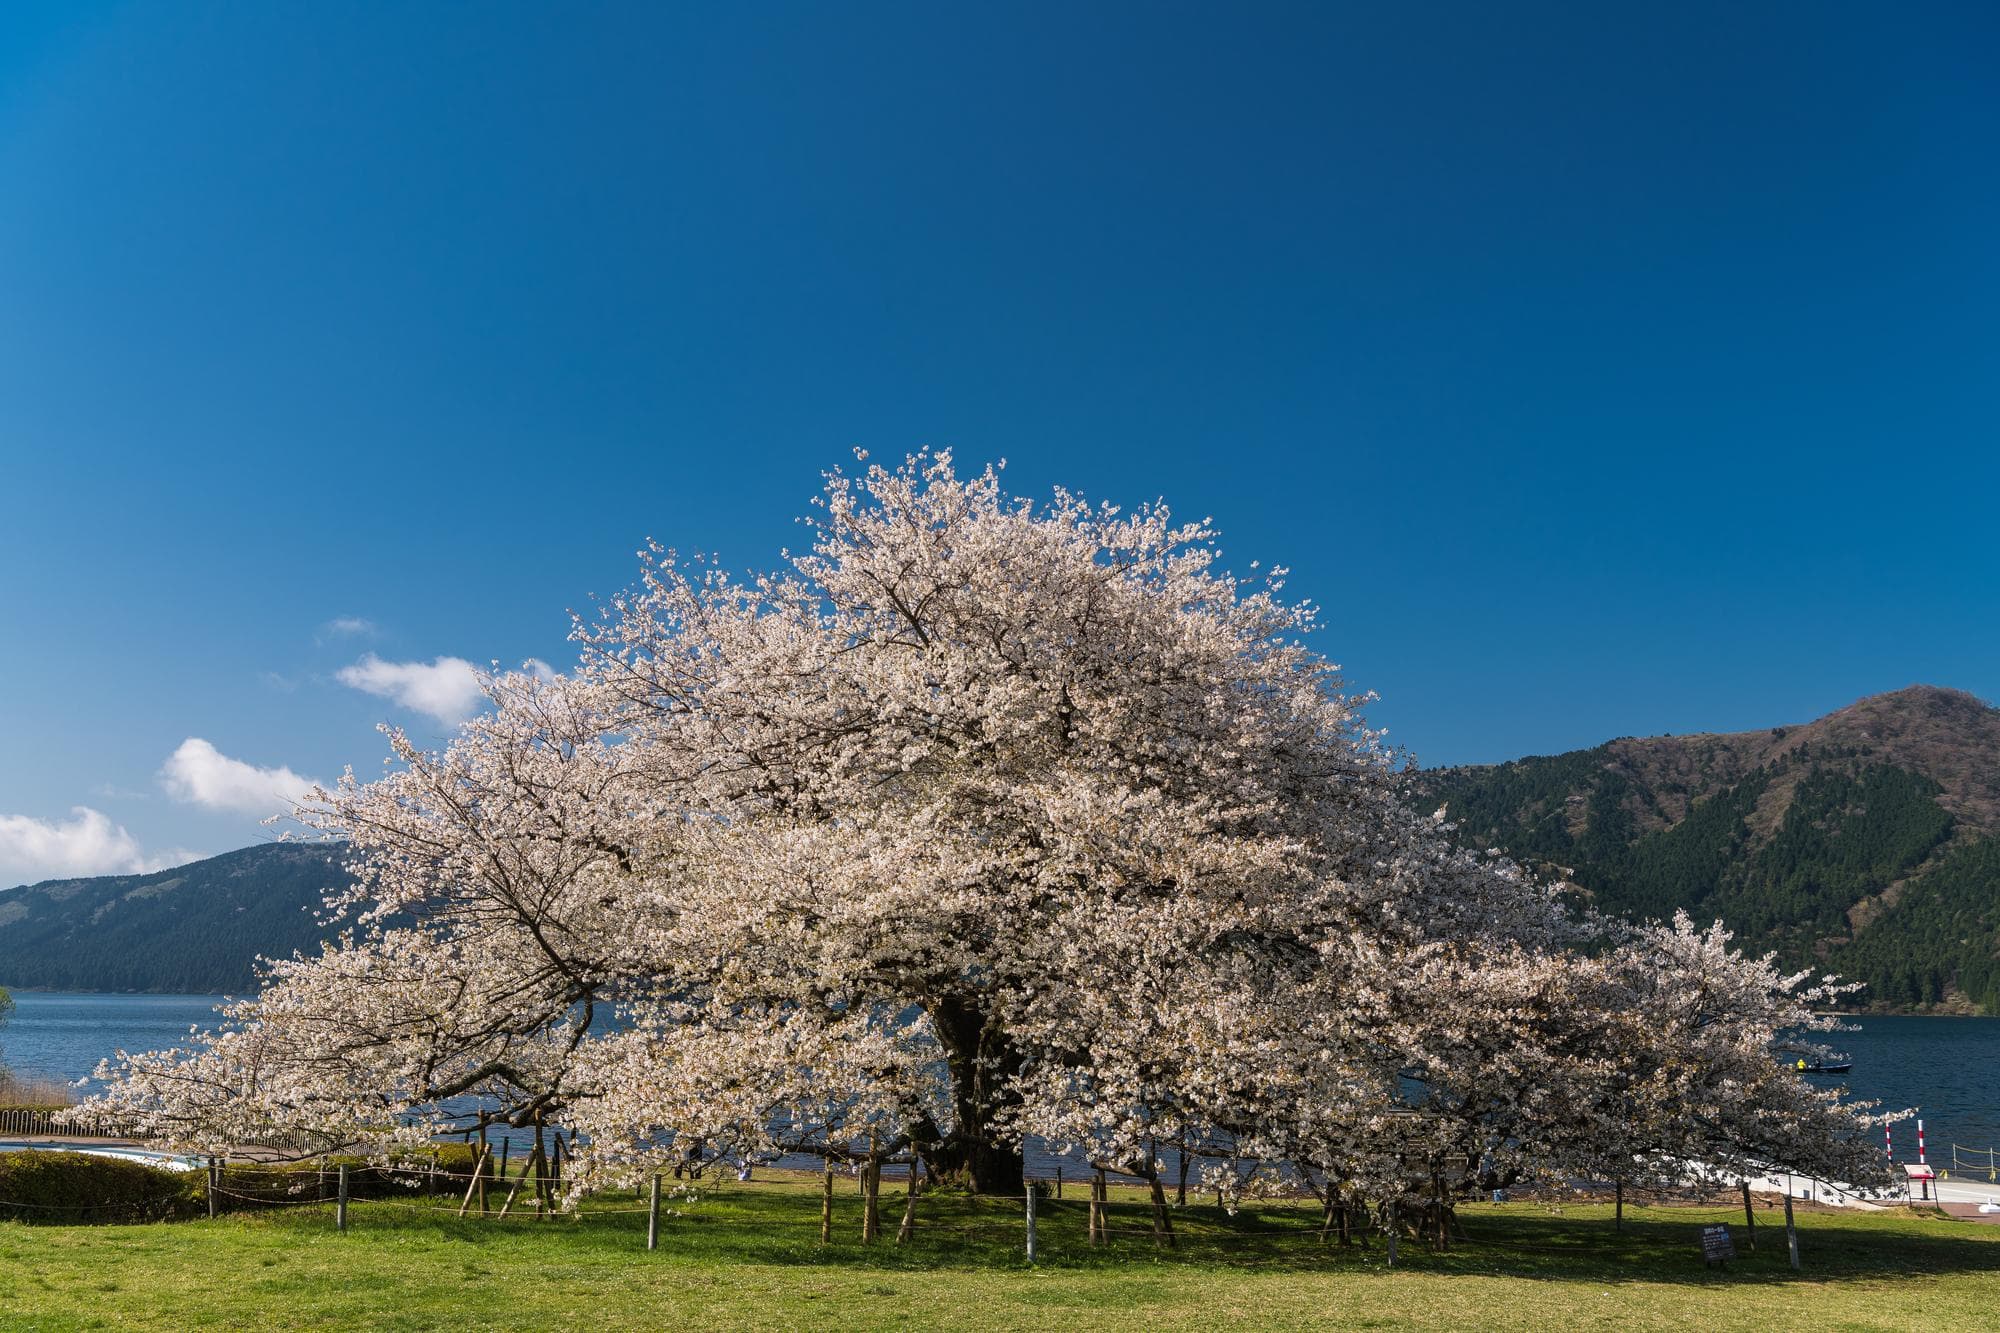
[0,1150,198,1224]
[0,1142,491,1222]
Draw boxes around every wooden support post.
[1149,1170,1177,1249]
[1176,1151,1189,1208]
[896,1156,921,1245]
[534,1115,550,1220]
[1785,1191,1799,1270]
[207,1158,219,1220]
[498,1135,510,1182]
[336,1164,349,1232]
[476,1119,490,1217]
[862,1144,882,1244]
[820,1163,834,1243]
[1089,1169,1106,1245]
[647,1174,662,1251]
[496,1176,524,1219]
[1055,1166,1062,1200]
[1741,1180,1756,1250]
[1025,1179,1038,1264]
[458,1147,489,1218]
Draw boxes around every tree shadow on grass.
[254,1193,2000,1287]
[1439,1205,2000,1286]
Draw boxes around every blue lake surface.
[7,993,1999,1171]
[2,991,227,1088]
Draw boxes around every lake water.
[2,992,227,1088]
[8,994,2000,1173]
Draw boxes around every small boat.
[1798,1062,1852,1075]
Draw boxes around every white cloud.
[336,653,488,725]
[321,616,378,639]
[159,738,323,816]
[0,807,200,889]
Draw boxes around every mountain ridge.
[0,843,349,994]
[1422,685,2000,1013]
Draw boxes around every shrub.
[0,1150,197,1224]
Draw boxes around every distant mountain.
[1421,685,2000,1014]
[0,843,352,993]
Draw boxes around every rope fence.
[1948,1144,2000,1181]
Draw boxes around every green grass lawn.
[1,1173,1994,1331]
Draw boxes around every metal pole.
[1918,1119,1927,1166]
[337,1164,350,1232]
[1783,1191,1798,1270]
[647,1174,661,1251]
[1025,1180,1038,1264]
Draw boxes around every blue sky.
[1,2,1995,884]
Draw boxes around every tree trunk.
[896,1156,921,1245]
[927,997,1026,1194]
[1148,1169,1177,1249]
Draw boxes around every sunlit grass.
[1,1171,1993,1330]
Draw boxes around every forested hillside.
[1422,686,2000,1013]
[0,844,350,993]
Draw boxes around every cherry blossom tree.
[75,453,1890,1212]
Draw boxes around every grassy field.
[1,1172,1994,1331]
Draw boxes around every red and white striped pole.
[1885,1124,1894,1164]
[1917,1119,1927,1167]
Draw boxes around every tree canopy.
[79,454,1891,1209]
